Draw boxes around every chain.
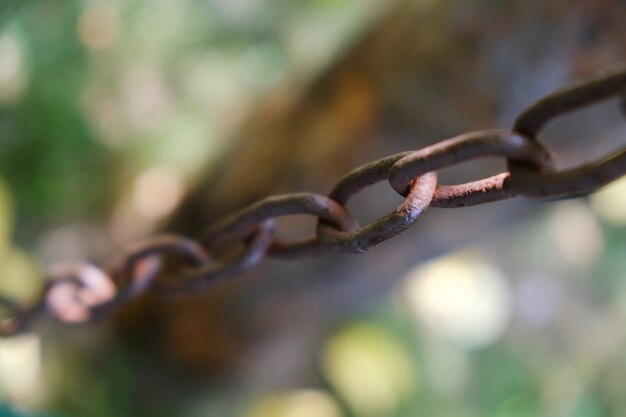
[1,64,626,337]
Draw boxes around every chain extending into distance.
[2,64,626,337]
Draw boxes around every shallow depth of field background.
[1,1,626,416]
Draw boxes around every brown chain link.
[1,63,626,337]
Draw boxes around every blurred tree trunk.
[114,0,626,381]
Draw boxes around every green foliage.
[0,2,116,238]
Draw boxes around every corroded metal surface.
[1,64,625,336]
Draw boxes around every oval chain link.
[316,154,437,253]
[508,64,626,198]
[387,129,555,207]
[201,192,357,258]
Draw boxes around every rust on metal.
[120,234,211,298]
[317,159,437,253]
[156,218,276,294]
[388,130,555,207]
[201,193,357,259]
[1,64,626,334]
[431,172,514,208]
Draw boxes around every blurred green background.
[1,0,626,416]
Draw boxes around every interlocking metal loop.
[509,64,626,198]
[201,193,357,259]
[316,153,438,253]
[44,261,116,323]
[118,234,211,298]
[2,63,626,334]
[155,218,276,294]
[388,130,556,208]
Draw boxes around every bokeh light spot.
[78,3,121,51]
[0,33,27,104]
[404,254,511,349]
[119,65,173,132]
[0,249,41,302]
[549,201,603,267]
[590,175,626,226]
[321,323,417,417]
[0,334,42,405]
[245,390,342,417]
[132,167,184,221]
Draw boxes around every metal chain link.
[1,63,626,337]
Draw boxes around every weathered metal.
[509,63,626,198]
[388,129,555,207]
[1,64,625,337]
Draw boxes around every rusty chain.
[1,64,626,337]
